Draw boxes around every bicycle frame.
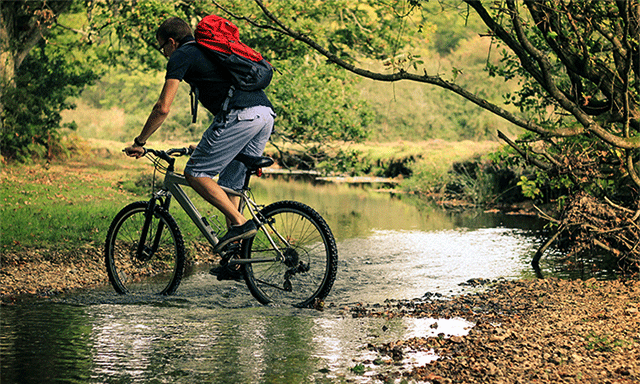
[157,170,287,265]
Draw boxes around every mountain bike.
[104,147,338,308]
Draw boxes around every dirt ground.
[0,243,218,299]
[349,278,640,384]
[0,248,107,298]
[1,254,639,383]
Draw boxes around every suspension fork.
[135,195,172,260]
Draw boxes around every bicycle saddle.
[234,153,274,170]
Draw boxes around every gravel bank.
[349,278,640,383]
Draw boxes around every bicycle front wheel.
[242,201,338,307]
[105,201,185,295]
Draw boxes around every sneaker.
[209,265,243,282]
[213,220,257,253]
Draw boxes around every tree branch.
[511,1,640,150]
[210,0,288,34]
[507,1,587,122]
[532,223,565,267]
[246,0,640,149]
[54,21,89,37]
[14,23,46,71]
[497,130,553,170]
[251,0,583,138]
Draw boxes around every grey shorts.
[184,105,275,190]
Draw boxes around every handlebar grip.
[167,147,191,156]
[123,147,148,156]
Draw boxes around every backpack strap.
[178,40,198,124]
[189,85,199,124]
[190,84,236,124]
[221,86,235,115]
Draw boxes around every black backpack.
[189,14,273,122]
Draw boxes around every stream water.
[2,178,551,383]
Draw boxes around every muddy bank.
[1,248,107,300]
[0,245,218,302]
[348,278,640,383]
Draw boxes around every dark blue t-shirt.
[165,38,272,115]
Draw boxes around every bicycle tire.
[242,200,338,307]
[105,201,186,295]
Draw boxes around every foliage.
[267,55,372,166]
[2,0,515,165]
[423,1,479,55]
[78,69,213,143]
[237,0,638,195]
[79,0,375,155]
[359,36,521,142]
[475,1,639,202]
[350,363,366,375]
[517,176,541,200]
[1,41,98,161]
[221,0,640,267]
[317,148,369,176]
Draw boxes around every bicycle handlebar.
[123,146,194,158]
[123,146,194,173]
[145,147,194,158]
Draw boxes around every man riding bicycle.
[124,17,275,262]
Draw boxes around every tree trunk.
[0,2,15,119]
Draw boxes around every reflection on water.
[1,301,474,384]
[2,178,547,383]
[251,178,544,238]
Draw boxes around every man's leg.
[184,106,274,252]
[185,173,256,253]
[226,194,242,227]
[184,173,246,226]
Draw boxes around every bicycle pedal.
[219,242,241,259]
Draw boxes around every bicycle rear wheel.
[242,201,338,307]
[105,201,186,295]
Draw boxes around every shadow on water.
[0,178,603,383]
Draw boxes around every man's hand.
[124,145,145,158]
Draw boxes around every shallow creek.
[2,178,550,383]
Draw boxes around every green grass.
[1,149,145,252]
[584,332,627,352]
[348,139,501,193]
[0,140,230,257]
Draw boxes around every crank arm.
[228,257,278,266]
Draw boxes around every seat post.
[242,169,253,191]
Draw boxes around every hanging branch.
[532,223,565,269]
[497,130,553,170]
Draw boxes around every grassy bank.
[1,143,144,253]
[346,140,501,191]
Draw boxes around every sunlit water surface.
[2,178,547,383]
